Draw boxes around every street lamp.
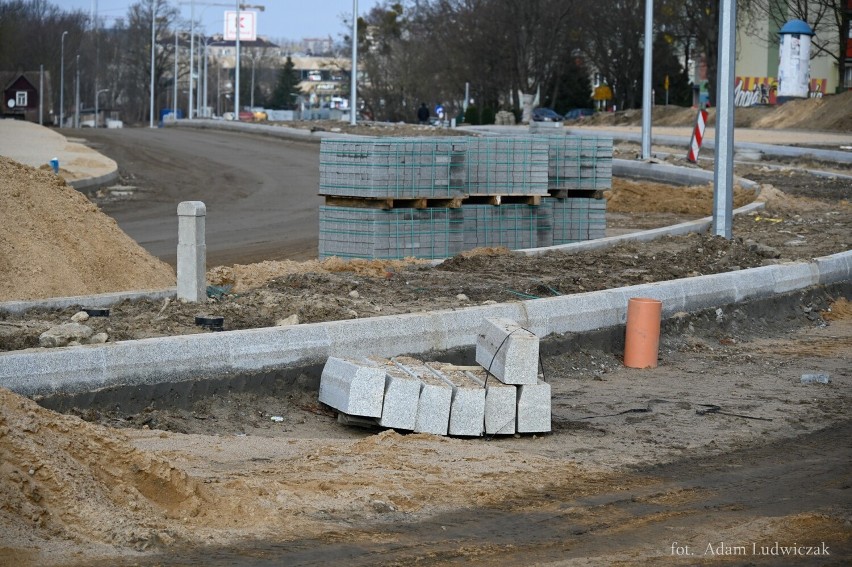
[350,0,357,126]
[94,88,109,128]
[149,2,156,128]
[60,31,68,128]
[234,2,264,119]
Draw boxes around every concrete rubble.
[318,318,551,437]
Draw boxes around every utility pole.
[350,0,357,126]
[60,31,68,128]
[92,0,99,127]
[74,55,80,128]
[641,0,653,160]
[149,2,156,128]
[234,0,240,118]
[232,2,265,119]
[39,65,44,125]
[174,28,179,116]
[713,0,737,238]
[189,0,195,118]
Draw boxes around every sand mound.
[752,91,852,131]
[605,178,755,214]
[0,157,175,302]
[208,256,429,293]
[757,183,850,216]
[0,388,206,551]
[582,91,852,132]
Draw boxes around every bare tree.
[114,0,180,123]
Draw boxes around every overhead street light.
[60,31,68,128]
[350,0,357,126]
[234,2,265,119]
[149,2,156,128]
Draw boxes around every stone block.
[367,356,421,431]
[427,362,485,437]
[517,379,551,433]
[393,356,452,435]
[476,317,539,385]
[318,357,385,417]
[464,366,516,435]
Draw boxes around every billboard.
[224,10,257,41]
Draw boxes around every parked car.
[531,107,563,122]
[564,108,595,120]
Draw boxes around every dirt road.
[77,128,322,266]
[90,423,852,566]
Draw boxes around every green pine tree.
[271,56,300,109]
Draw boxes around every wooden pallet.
[547,188,605,199]
[464,194,543,206]
[323,195,465,210]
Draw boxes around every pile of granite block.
[318,318,551,436]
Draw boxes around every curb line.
[2,250,849,397]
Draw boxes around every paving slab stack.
[318,135,612,259]
[537,134,612,245]
[318,138,467,260]
[463,203,552,250]
[317,318,551,436]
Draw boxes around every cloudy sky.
[54,0,382,40]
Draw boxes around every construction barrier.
[687,109,708,163]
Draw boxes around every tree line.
[0,0,299,124]
[1,0,846,125]
[352,0,847,123]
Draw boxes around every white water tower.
[777,19,815,101]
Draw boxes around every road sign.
[593,85,612,101]
[224,10,257,41]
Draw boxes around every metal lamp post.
[233,2,264,120]
[74,54,80,128]
[60,31,68,128]
[350,0,357,125]
[149,2,156,128]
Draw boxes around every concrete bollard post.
[177,201,207,302]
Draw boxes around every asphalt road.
[77,127,322,267]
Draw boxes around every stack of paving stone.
[318,138,468,260]
[546,195,607,244]
[318,206,464,260]
[463,204,553,250]
[319,138,468,199]
[543,134,614,191]
[318,318,551,436]
[465,137,550,196]
[318,135,612,259]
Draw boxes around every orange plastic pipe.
[623,297,663,369]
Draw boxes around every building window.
[15,91,27,107]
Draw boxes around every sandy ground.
[0,99,850,564]
[1,290,849,566]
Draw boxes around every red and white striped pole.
[687,109,708,163]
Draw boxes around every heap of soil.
[580,90,852,132]
[0,157,175,302]
[0,388,206,552]
[605,178,754,214]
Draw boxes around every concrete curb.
[562,128,852,165]
[165,118,371,142]
[2,250,849,397]
[516,201,766,256]
[613,159,759,189]
[68,168,119,191]
[0,289,176,316]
